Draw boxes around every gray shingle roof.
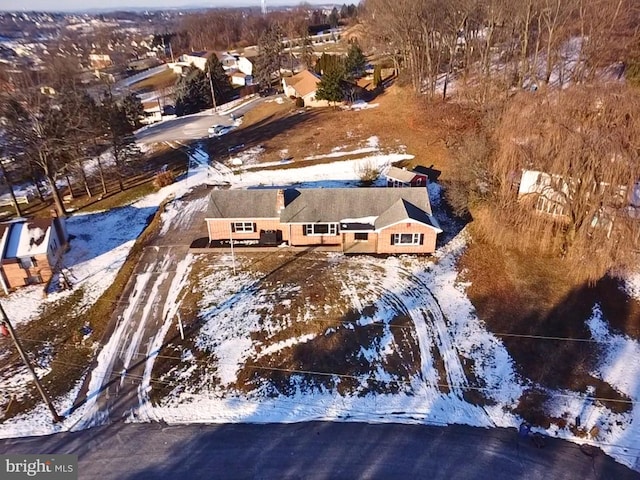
[206,187,441,231]
[207,189,280,218]
[280,188,438,229]
[374,198,439,230]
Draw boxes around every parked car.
[208,125,231,137]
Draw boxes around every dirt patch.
[148,252,423,402]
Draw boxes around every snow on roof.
[385,166,423,183]
[3,220,52,258]
[340,216,378,225]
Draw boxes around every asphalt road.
[0,422,638,480]
[135,97,267,144]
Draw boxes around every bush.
[295,97,305,108]
[153,170,176,189]
[355,160,380,186]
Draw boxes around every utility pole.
[0,303,63,423]
[228,223,237,275]
[208,71,217,111]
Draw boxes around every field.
[209,85,473,178]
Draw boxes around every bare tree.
[1,83,86,217]
[489,83,640,280]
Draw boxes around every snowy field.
[1,139,639,472]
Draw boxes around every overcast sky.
[0,0,333,12]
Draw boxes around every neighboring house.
[205,187,442,254]
[229,71,253,87]
[0,217,68,293]
[517,170,569,217]
[385,166,428,188]
[178,51,215,71]
[237,56,253,76]
[517,169,640,227]
[217,51,239,71]
[141,102,162,125]
[281,70,329,107]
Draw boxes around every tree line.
[362,0,639,100]
[361,0,640,281]
[170,4,359,56]
[0,67,144,217]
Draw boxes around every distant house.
[237,56,253,76]
[178,51,215,71]
[89,53,112,70]
[385,166,428,188]
[517,169,640,236]
[229,71,253,87]
[217,51,239,71]
[281,70,329,107]
[205,187,442,254]
[0,217,68,293]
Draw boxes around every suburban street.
[135,96,268,144]
[1,422,638,479]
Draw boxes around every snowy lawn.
[1,139,639,472]
[140,240,523,433]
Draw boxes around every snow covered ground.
[1,139,640,472]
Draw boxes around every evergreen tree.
[345,42,367,80]
[328,7,340,28]
[175,65,211,116]
[315,66,345,105]
[205,55,233,108]
[255,24,284,89]
[121,93,144,130]
[315,53,345,76]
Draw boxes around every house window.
[19,257,36,269]
[536,195,564,216]
[231,222,255,233]
[303,223,338,236]
[391,233,423,246]
[354,233,369,241]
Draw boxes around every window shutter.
[419,234,424,245]
[231,223,236,233]
[390,234,395,245]
[253,223,257,232]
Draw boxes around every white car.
[208,124,230,138]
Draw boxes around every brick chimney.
[276,189,285,213]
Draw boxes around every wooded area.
[360,0,640,281]
[362,0,639,100]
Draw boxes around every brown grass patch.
[460,236,633,417]
[129,68,178,93]
[211,85,472,180]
